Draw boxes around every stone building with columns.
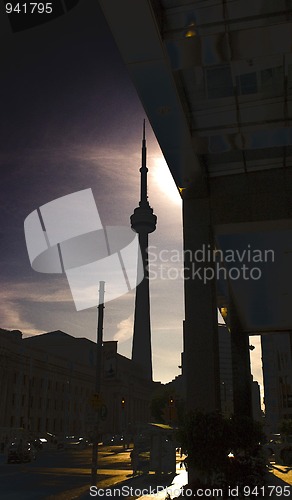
[0,328,155,445]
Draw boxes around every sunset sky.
[0,1,262,387]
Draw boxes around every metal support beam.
[183,197,221,413]
[228,294,253,418]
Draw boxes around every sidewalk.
[266,468,291,499]
[77,466,292,500]
[2,451,290,500]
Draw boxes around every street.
[1,445,291,500]
[0,445,133,500]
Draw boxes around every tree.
[178,411,231,485]
[177,411,266,490]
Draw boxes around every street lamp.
[169,397,174,425]
[121,397,126,449]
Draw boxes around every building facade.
[0,328,155,446]
[262,333,292,433]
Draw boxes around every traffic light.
[121,397,125,408]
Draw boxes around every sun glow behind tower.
[151,156,181,205]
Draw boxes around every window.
[206,65,234,99]
[236,72,257,95]
[262,66,284,93]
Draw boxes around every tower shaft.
[132,232,152,379]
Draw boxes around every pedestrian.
[130,447,139,475]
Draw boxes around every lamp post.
[121,397,126,449]
[169,397,174,425]
[91,281,105,485]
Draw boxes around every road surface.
[0,445,133,499]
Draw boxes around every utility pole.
[91,281,105,485]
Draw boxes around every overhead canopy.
[99,0,292,334]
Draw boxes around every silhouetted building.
[262,333,292,433]
[252,378,262,423]
[0,328,155,445]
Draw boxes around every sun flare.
[150,156,181,205]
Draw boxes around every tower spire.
[140,119,148,208]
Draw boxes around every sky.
[0,1,262,388]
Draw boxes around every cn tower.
[131,121,157,380]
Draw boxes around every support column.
[229,296,253,418]
[183,197,221,413]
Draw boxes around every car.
[262,434,282,458]
[57,436,90,449]
[7,441,36,464]
[102,434,124,446]
[274,435,292,465]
